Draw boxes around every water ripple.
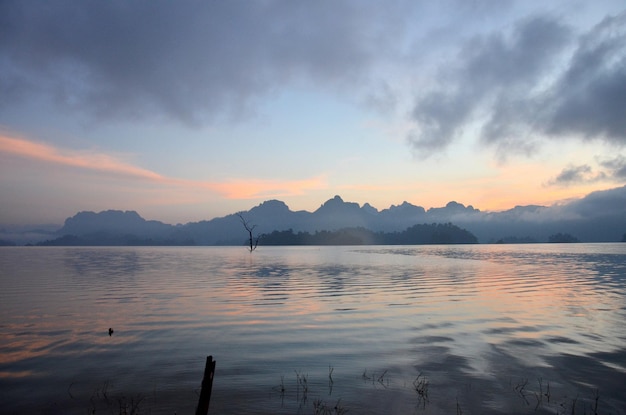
[1,245,625,414]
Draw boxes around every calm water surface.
[1,244,625,414]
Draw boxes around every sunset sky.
[1,1,625,225]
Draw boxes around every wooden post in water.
[196,355,216,415]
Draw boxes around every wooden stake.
[196,356,216,415]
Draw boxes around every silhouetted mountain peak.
[308,196,375,230]
[445,201,473,211]
[59,210,168,236]
[25,186,626,246]
[63,210,141,227]
[250,199,290,214]
[316,195,360,213]
[428,201,479,215]
[321,195,344,206]
[384,201,425,214]
[361,203,378,214]
[452,201,479,212]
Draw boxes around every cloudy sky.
[1,0,625,225]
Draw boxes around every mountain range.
[2,185,626,245]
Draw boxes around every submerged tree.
[236,212,259,252]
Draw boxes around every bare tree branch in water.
[236,212,259,252]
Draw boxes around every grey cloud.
[408,10,626,157]
[361,80,398,114]
[543,12,626,144]
[599,155,626,180]
[0,0,411,125]
[461,16,572,91]
[555,164,592,184]
[561,184,626,218]
[547,164,601,186]
[547,155,626,186]
[409,91,475,153]
[408,15,572,156]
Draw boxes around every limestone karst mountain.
[6,185,625,245]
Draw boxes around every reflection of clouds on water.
[235,259,363,306]
[548,348,626,413]
[243,264,293,305]
[415,245,626,287]
[402,334,626,415]
[63,248,143,281]
[2,245,626,414]
[251,264,291,279]
[317,265,355,293]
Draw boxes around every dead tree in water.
[236,212,259,252]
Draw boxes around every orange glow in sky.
[0,2,624,226]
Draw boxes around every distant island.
[259,223,477,245]
[1,186,626,245]
[35,223,478,247]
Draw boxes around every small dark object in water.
[108,328,114,336]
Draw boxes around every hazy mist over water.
[1,245,625,414]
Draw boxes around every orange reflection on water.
[455,245,623,357]
[2,245,624,392]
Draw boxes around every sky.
[1,0,625,226]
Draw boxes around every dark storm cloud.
[0,0,408,124]
[408,10,626,157]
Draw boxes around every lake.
[1,244,625,414]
